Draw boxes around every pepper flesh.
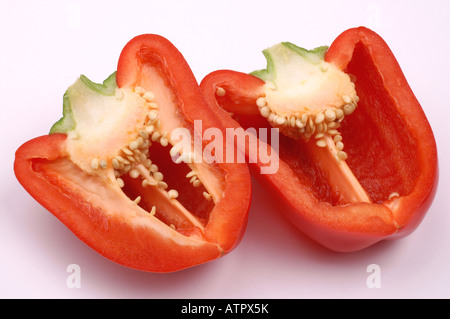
[14,34,251,272]
[200,27,438,252]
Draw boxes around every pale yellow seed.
[160,137,169,147]
[186,170,197,178]
[116,178,124,188]
[316,123,324,134]
[145,178,157,187]
[343,104,355,115]
[334,135,343,143]
[389,192,400,200]
[144,159,152,168]
[142,140,151,149]
[327,129,339,135]
[143,91,154,101]
[158,181,168,189]
[116,155,125,163]
[168,189,179,199]
[316,139,327,147]
[150,164,158,172]
[133,196,141,205]
[151,131,161,142]
[342,95,352,104]
[308,118,315,134]
[190,176,198,183]
[267,112,276,123]
[112,158,120,170]
[301,114,309,123]
[315,133,324,139]
[276,116,286,126]
[150,206,156,216]
[135,86,146,95]
[296,119,305,128]
[122,147,133,156]
[170,224,176,230]
[133,154,141,162]
[153,171,164,181]
[137,137,144,148]
[315,112,325,124]
[325,109,336,121]
[290,116,296,127]
[203,192,212,201]
[148,110,159,121]
[145,125,155,134]
[256,97,267,108]
[129,169,140,179]
[129,140,139,150]
[327,121,339,129]
[138,153,147,163]
[336,109,345,120]
[99,159,108,169]
[338,151,348,160]
[193,180,202,187]
[260,106,270,118]
[335,141,344,151]
[90,158,99,170]
[148,102,159,109]
[216,87,226,97]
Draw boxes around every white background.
[1,0,449,298]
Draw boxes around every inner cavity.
[339,42,419,204]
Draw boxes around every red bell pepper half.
[200,27,438,252]
[14,34,251,272]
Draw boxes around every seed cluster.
[255,93,359,161]
[89,86,211,215]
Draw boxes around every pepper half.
[200,27,438,252]
[14,34,251,272]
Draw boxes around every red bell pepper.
[200,27,438,252]
[14,34,251,272]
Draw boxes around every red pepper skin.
[200,27,438,252]
[14,35,252,272]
